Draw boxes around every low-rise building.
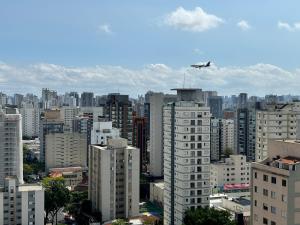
[49,167,85,190]
[211,155,250,192]
[150,181,164,207]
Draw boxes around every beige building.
[88,138,140,222]
[255,102,300,161]
[150,181,164,207]
[45,132,87,171]
[251,140,300,225]
[210,155,250,191]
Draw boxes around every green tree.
[23,163,34,176]
[223,147,233,158]
[183,207,236,225]
[112,219,127,225]
[42,177,70,225]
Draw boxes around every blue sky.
[1,1,300,96]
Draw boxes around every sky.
[1,0,300,97]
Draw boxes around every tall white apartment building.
[222,119,234,151]
[0,108,23,186]
[251,140,300,225]
[60,106,80,131]
[210,155,250,191]
[88,138,140,222]
[90,121,120,145]
[20,102,40,137]
[0,177,44,225]
[45,132,87,171]
[164,89,211,225]
[255,102,300,161]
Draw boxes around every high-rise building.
[88,138,140,222]
[81,92,94,107]
[149,93,164,177]
[0,92,7,106]
[42,88,58,109]
[45,132,87,171]
[148,92,177,177]
[13,93,24,108]
[132,116,148,172]
[39,109,64,163]
[60,106,80,131]
[238,93,248,108]
[73,115,93,158]
[251,140,300,225]
[203,91,217,107]
[20,102,40,137]
[208,96,223,118]
[105,94,133,145]
[70,92,80,106]
[210,118,223,161]
[163,89,211,225]
[0,177,44,225]
[0,108,23,186]
[235,108,249,156]
[255,102,300,161]
[222,119,234,151]
[90,120,120,145]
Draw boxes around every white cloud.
[237,20,251,31]
[278,21,300,32]
[164,7,224,32]
[98,24,112,34]
[0,62,300,97]
[193,48,204,55]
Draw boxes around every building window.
[254,186,257,193]
[281,210,287,218]
[263,189,268,196]
[282,179,287,187]
[191,120,195,125]
[263,218,268,225]
[254,200,257,206]
[271,221,276,225]
[282,195,287,202]
[263,174,268,182]
[271,177,276,184]
[271,191,276,199]
[271,206,276,214]
[254,172,257,179]
[263,203,268,211]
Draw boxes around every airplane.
[191,61,211,69]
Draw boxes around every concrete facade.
[0,108,23,186]
[210,155,250,191]
[45,132,87,170]
[255,102,300,161]
[251,140,300,225]
[88,139,140,222]
[163,89,211,225]
[0,177,44,225]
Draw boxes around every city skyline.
[1,1,300,96]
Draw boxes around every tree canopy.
[183,206,236,225]
[42,177,70,225]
